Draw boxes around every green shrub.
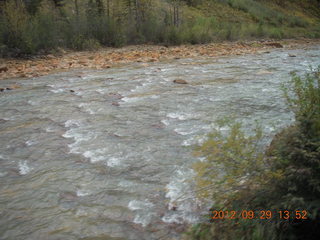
[192,120,271,205]
[1,0,36,54]
[282,67,320,139]
[70,34,100,50]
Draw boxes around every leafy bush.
[70,35,100,50]
[1,0,36,54]
[192,120,268,203]
[282,68,320,139]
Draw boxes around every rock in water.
[173,79,188,84]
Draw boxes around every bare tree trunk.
[173,4,176,26]
[135,0,140,31]
[74,0,79,18]
[107,0,110,18]
[176,2,179,26]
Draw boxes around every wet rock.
[0,65,8,73]
[265,42,283,48]
[108,92,123,100]
[289,54,296,57]
[59,191,78,201]
[111,102,120,106]
[151,123,165,129]
[6,87,12,91]
[173,79,188,84]
[70,90,75,93]
[0,88,5,92]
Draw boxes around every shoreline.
[0,39,319,80]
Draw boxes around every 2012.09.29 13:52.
[210,210,308,220]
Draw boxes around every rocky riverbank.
[0,39,319,80]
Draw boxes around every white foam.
[174,128,195,136]
[76,189,90,197]
[128,199,154,227]
[27,100,37,106]
[45,127,55,133]
[167,112,199,121]
[160,119,170,126]
[130,82,151,92]
[65,119,81,128]
[133,214,152,227]
[119,180,135,188]
[2,117,15,121]
[18,161,32,175]
[50,89,64,93]
[162,213,183,224]
[107,157,121,167]
[63,129,82,139]
[26,140,37,146]
[78,103,95,114]
[128,200,153,211]
[167,112,186,120]
[96,89,105,94]
[83,148,107,163]
[182,137,195,146]
[121,97,141,103]
[163,167,202,224]
[63,130,97,154]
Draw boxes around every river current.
[1,45,320,239]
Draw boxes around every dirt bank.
[0,39,319,80]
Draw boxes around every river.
[1,45,320,240]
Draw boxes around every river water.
[1,45,320,240]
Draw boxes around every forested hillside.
[0,0,319,56]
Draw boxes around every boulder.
[111,102,120,106]
[289,54,296,57]
[173,79,188,84]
